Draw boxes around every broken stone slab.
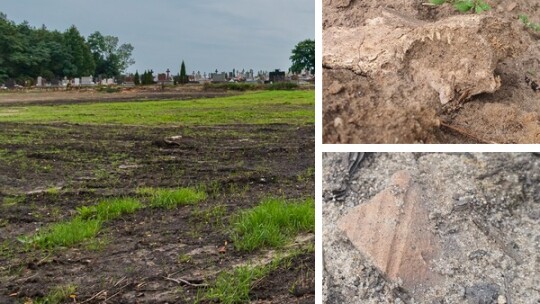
[323,11,526,104]
[336,168,523,301]
[338,170,442,295]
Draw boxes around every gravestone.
[81,76,93,85]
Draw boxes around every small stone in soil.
[464,283,500,304]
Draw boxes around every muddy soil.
[323,153,540,303]
[323,0,540,143]
[0,102,314,302]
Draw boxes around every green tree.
[141,70,154,85]
[87,31,134,78]
[0,15,21,81]
[63,25,95,77]
[289,39,315,75]
[133,70,140,85]
[141,70,147,85]
[0,13,134,84]
[179,60,188,84]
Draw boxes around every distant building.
[269,69,285,82]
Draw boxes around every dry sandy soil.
[323,0,540,143]
[323,153,540,303]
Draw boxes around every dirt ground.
[323,153,540,303]
[0,85,233,106]
[323,0,540,143]
[0,95,314,303]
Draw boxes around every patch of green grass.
[77,197,142,221]
[430,0,490,13]
[45,187,60,195]
[519,14,540,32]
[0,240,14,259]
[202,264,272,304]
[85,237,109,251]
[201,253,306,304]
[230,197,315,252]
[178,254,192,264]
[20,218,102,249]
[226,183,251,198]
[205,180,222,197]
[0,91,314,126]
[19,197,143,250]
[138,187,207,209]
[34,284,77,304]
[297,167,315,182]
[2,196,25,206]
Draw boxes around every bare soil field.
[0,85,233,106]
[323,0,540,143]
[0,91,314,303]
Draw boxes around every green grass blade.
[231,197,315,252]
[34,218,102,249]
[454,0,474,12]
[77,198,142,221]
[139,187,207,209]
[475,0,490,13]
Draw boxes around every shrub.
[266,82,298,90]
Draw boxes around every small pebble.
[334,117,344,128]
[328,81,344,95]
[528,209,540,220]
[497,295,506,304]
[465,283,499,304]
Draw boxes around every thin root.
[439,120,497,144]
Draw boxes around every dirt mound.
[323,1,540,143]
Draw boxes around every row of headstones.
[36,76,116,87]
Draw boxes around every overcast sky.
[1,0,314,75]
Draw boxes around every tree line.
[0,12,134,85]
